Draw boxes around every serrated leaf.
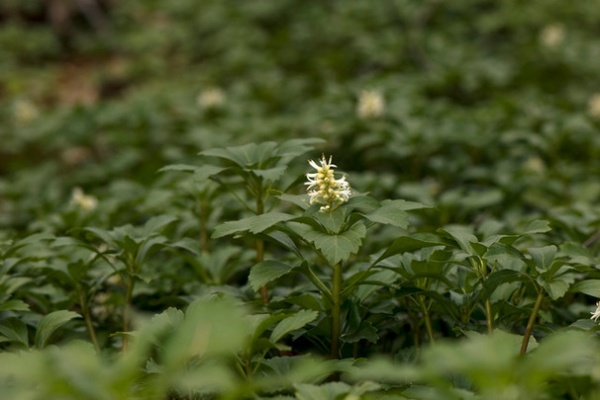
[270,309,319,343]
[541,278,570,300]
[34,310,81,348]
[201,142,278,168]
[277,193,311,209]
[439,225,479,255]
[212,212,295,239]
[249,260,298,292]
[364,200,411,228]
[315,206,347,234]
[253,165,288,182]
[303,223,366,266]
[529,245,557,272]
[346,195,380,213]
[375,233,444,263]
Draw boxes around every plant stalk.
[257,238,269,304]
[255,186,269,304]
[485,298,494,335]
[331,262,342,358]
[122,273,135,352]
[520,291,544,355]
[77,286,100,352]
[418,295,435,344]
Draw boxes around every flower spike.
[305,155,351,212]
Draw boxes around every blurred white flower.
[588,93,600,120]
[523,156,546,174]
[197,87,225,110]
[539,24,565,48]
[591,301,600,322]
[71,187,98,211]
[357,90,385,119]
[305,155,351,212]
[13,99,39,124]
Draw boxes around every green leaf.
[314,206,347,234]
[522,220,552,235]
[159,164,226,180]
[278,138,325,159]
[0,318,29,347]
[212,212,295,238]
[346,195,380,213]
[34,310,81,349]
[270,309,319,343]
[343,320,378,343]
[253,165,288,182]
[439,225,479,255]
[529,245,557,272]
[0,299,30,312]
[295,382,352,400]
[540,278,570,300]
[570,279,600,297]
[364,200,411,228]
[249,260,298,292]
[481,269,527,300]
[375,233,444,263]
[201,142,278,168]
[303,223,367,266]
[135,235,169,267]
[142,215,177,236]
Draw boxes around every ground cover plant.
[2,1,600,399]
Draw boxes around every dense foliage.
[2,1,600,399]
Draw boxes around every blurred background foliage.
[2,0,600,236]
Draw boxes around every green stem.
[331,262,342,359]
[255,188,269,304]
[485,298,494,335]
[77,286,100,352]
[520,291,544,355]
[418,295,435,344]
[122,273,135,352]
[303,265,332,302]
[198,199,210,252]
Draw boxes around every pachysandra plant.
[241,154,427,359]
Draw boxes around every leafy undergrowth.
[2,1,600,399]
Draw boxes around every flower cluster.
[197,87,226,110]
[588,93,600,120]
[539,24,565,48]
[305,155,351,212]
[591,301,600,322]
[356,89,385,119]
[70,187,98,211]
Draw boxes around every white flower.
[71,187,98,211]
[539,24,565,48]
[588,94,600,120]
[305,155,351,212]
[357,90,384,119]
[197,87,225,110]
[13,99,39,124]
[591,302,600,322]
